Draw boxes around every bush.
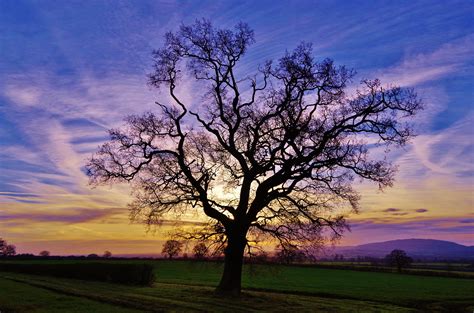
[0,262,155,285]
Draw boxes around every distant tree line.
[3,237,471,270]
[160,240,313,264]
[0,241,114,260]
[159,241,473,272]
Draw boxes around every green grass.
[1,260,474,312]
[0,276,141,313]
[0,273,414,312]
[151,261,474,309]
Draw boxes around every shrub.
[0,262,155,285]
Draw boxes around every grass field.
[0,274,414,313]
[0,276,142,313]
[1,260,473,312]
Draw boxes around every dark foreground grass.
[0,262,154,285]
[1,260,473,312]
[0,276,141,313]
[0,273,414,312]
[152,261,474,309]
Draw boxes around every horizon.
[10,237,473,258]
[1,1,473,256]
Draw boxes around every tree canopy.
[0,238,16,257]
[385,249,413,272]
[39,250,50,257]
[192,242,209,259]
[87,19,421,295]
[162,240,183,259]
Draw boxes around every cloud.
[377,35,474,88]
[351,217,473,232]
[0,207,125,224]
[410,112,474,176]
[415,208,428,213]
[0,192,40,198]
[3,85,42,107]
[2,73,157,127]
[345,217,474,246]
[383,208,401,212]
[379,208,408,216]
[1,2,473,254]
[0,73,160,212]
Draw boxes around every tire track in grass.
[1,274,416,313]
[0,275,168,313]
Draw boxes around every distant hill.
[333,239,474,260]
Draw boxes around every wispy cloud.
[0,1,472,254]
[383,208,401,213]
[345,217,474,245]
[375,35,473,87]
[415,208,429,213]
[0,207,125,224]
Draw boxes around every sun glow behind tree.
[87,20,421,295]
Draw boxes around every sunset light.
[1,1,473,311]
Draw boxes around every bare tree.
[87,20,421,295]
[39,250,50,257]
[162,240,183,259]
[192,243,209,260]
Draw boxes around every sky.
[0,0,473,256]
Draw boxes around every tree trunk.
[215,234,246,297]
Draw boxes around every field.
[1,260,473,312]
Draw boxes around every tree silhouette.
[87,20,421,295]
[103,251,112,258]
[251,250,268,264]
[39,250,50,257]
[2,244,16,256]
[385,249,413,272]
[0,238,16,257]
[162,240,183,259]
[192,243,209,259]
[275,244,306,264]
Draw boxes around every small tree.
[103,251,112,258]
[3,244,16,257]
[87,253,99,259]
[252,250,268,264]
[192,243,209,260]
[162,240,183,259]
[39,250,50,257]
[385,249,412,272]
[0,238,16,257]
[275,244,306,264]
